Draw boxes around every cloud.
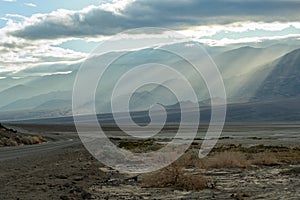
[177,21,300,45]
[24,3,37,7]
[199,34,300,46]
[8,0,300,40]
[1,0,300,75]
[0,33,87,74]
[2,0,16,2]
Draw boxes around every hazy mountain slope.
[6,97,299,124]
[0,107,72,122]
[252,48,300,100]
[214,45,295,78]
[34,99,72,110]
[129,87,177,111]
[0,85,43,107]
[25,72,76,94]
[0,91,72,111]
[226,63,274,101]
[210,45,296,100]
[0,75,54,93]
[0,44,299,119]
[0,72,76,109]
[0,77,26,92]
[224,47,300,101]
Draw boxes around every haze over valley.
[0,43,299,123]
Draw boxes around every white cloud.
[0,0,300,75]
[2,0,16,2]
[6,0,300,40]
[179,22,300,38]
[0,29,87,74]
[34,70,73,77]
[24,3,37,7]
[198,34,300,47]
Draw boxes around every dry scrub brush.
[141,145,299,191]
[207,151,250,168]
[142,151,209,191]
[249,152,280,166]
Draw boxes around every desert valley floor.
[0,124,299,200]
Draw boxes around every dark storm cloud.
[9,0,300,40]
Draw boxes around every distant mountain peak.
[252,47,300,100]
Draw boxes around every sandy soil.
[0,124,299,200]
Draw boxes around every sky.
[0,0,300,77]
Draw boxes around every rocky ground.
[0,124,299,199]
[0,140,299,200]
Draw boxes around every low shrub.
[207,151,250,168]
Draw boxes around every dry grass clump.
[276,151,300,164]
[19,135,46,145]
[142,162,208,191]
[249,152,280,166]
[207,151,250,168]
[142,150,250,191]
[141,144,300,191]
[0,138,18,146]
[179,149,207,169]
[0,123,47,147]
[0,136,47,147]
[208,144,300,167]
[142,151,209,191]
[175,172,208,191]
[118,139,163,153]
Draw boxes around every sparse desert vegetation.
[0,123,46,147]
[117,138,163,153]
[142,151,209,191]
[205,151,249,168]
[125,140,300,192]
[1,124,300,199]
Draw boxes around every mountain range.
[0,43,299,122]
